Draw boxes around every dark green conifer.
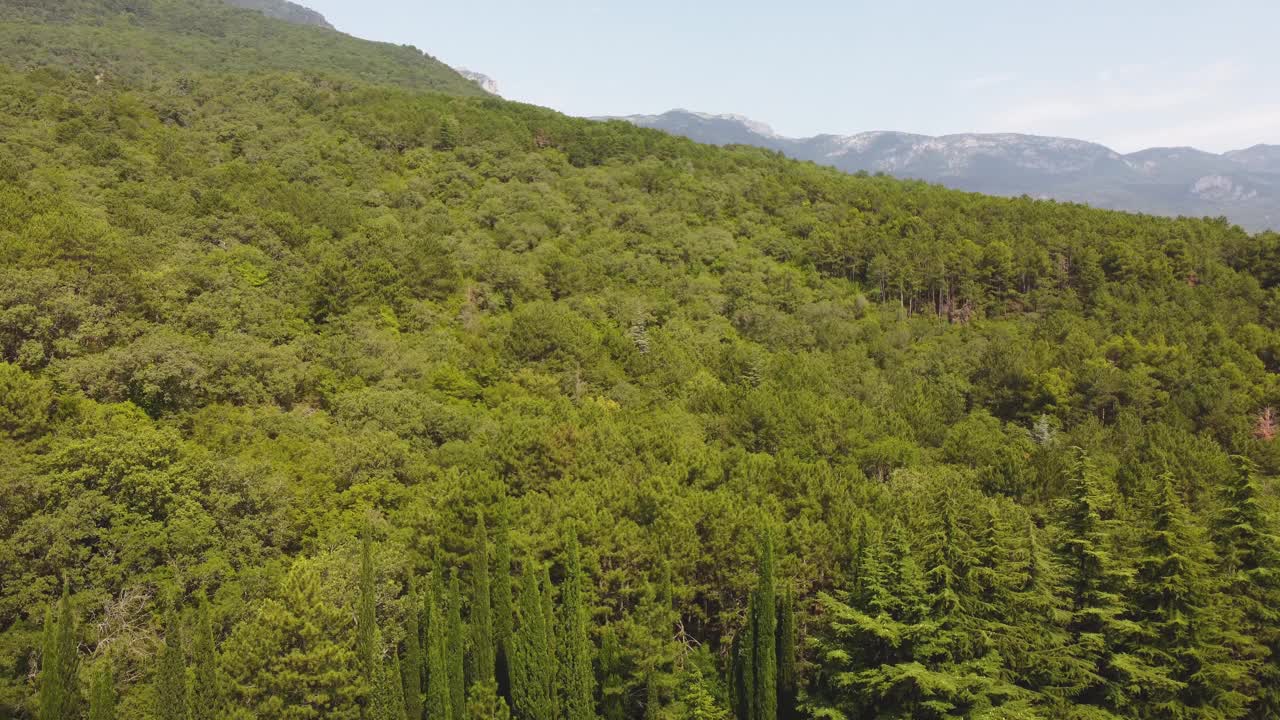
[38,582,78,720]
[492,520,515,705]
[359,529,379,688]
[557,529,595,720]
[190,591,221,720]
[598,627,625,720]
[88,659,115,720]
[156,603,190,720]
[752,532,777,720]
[775,584,797,720]
[448,573,466,720]
[427,568,453,720]
[511,566,554,720]
[403,578,425,720]
[471,513,496,688]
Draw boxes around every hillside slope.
[0,0,485,95]
[2,2,1280,719]
[610,109,1280,231]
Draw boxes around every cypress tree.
[598,627,625,720]
[448,573,466,720]
[403,579,425,720]
[426,568,453,720]
[558,529,596,720]
[471,514,496,688]
[492,520,515,705]
[371,652,408,720]
[156,603,190,720]
[359,529,379,689]
[511,565,554,720]
[541,565,558,719]
[88,659,116,720]
[752,532,777,720]
[38,583,78,720]
[775,584,797,720]
[190,591,220,720]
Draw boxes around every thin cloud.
[958,72,1020,92]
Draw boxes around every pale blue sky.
[304,0,1279,152]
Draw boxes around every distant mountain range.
[604,110,1280,231]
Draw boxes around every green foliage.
[88,659,116,720]
[558,529,595,720]
[38,584,78,720]
[190,592,221,720]
[2,0,1280,718]
[470,514,496,689]
[220,559,364,719]
[401,580,425,720]
[156,604,189,720]
[465,680,512,720]
[511,567,554,720]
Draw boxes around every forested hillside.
[2,2,1280,719]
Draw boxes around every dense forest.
[2,1,1280,719]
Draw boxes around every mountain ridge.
[605,109,1280,230]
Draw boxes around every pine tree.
[752,532,777,720]
[1133,473,1257,719]
[38,582,79,720]
[492,520,515,706]
[88,659,116,720]
[427,568,453,720]
[221,559,364,719]
[511,566,554,720]
[190,591,221,720]
[359,529,380,689]
[1057,450,1151,717]
[403,579,425,720]
[471,513,496,688]
[448,573,466,720]
[156,603,190,720]
[558,529,596,720]
[1215,456,1280,716]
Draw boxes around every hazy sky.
[303,0,1279,152]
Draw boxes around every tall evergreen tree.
[403,579,425,720]
[511,566,554,720]
[38,582,78,720]
[492,521,515,705]
[1057,450,1153,717]
[775,584,797,720]
[426,568,453,720]
[1215,456,1280,716]
[371,652,408,720]
[471,514,496,688]
[221,560,364,719]
[448,573,466,720]
[88,659,116,720]
[541,567,560,720]
[359,529,379,690]
[190,591,221,720]
[156,603,190,720]
[1133,474,1252,718]
[558,529,596,720]
[598,628,626,720]
[752,532,777,720]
